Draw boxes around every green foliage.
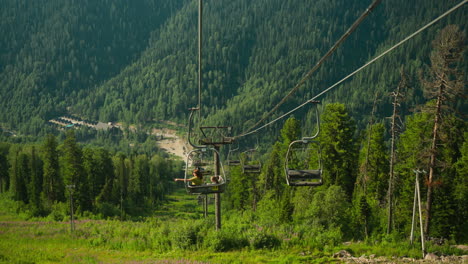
[302,225,344,251]
[95,202,120,219]
[1,0,464,144]
[393,111,432,234]
[225,164,251,211]
[170,220,204,250]
[247,229,281,250]
[280,117,301,146]
[454,132,468,242]
[255,191,281,227]
[357,123,388,202]
[204,228,249,252]
[319,103,358,197]
[306,185,351,234]
[47,201,69,222]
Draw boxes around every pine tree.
[42,134,63,204]
[15,152,30,203]
[226,164,250,211]
[359,123,388,202]
[454,132,468,242]
[62,130,90,212]
[394,111,433,234]
[319,103,358,197]
[29,146,43,214]
[260,141,285,198]
[420,25,465,236]
[0,143,9,193]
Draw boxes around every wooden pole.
[410,170,426,258]
[214,145,221,230]
[410,180,418,244]
[415,170,426,258]
[204,194,208,218]
[66,185,75,233]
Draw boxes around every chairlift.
[242,147,262,174]
[226,144,241,166]
[285,101,323,186]
[184,148,227,194]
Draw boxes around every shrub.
[150,223,172,252]
[204,229,249,252]
[170,221,201,250]
[96,202,120,219]
[302,225,343,250]
[248,229,281,250]
[48,202,68,221]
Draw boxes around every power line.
[241,0,383,135]
[234,0,467,139]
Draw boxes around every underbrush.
[1,192,466,263]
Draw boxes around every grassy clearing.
[0,218,334,263]
[0,190,465,263]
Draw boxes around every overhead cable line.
[198,0,203,120]
[241,0,383,135]
[234,0,467,139]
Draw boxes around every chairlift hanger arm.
[187,107,206,149]
[302,100,321,141]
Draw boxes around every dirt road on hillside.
[154,129,189,160]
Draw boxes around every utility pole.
[410,170,426,258]
[214,145,221,230]
[66,185,75,233]
[204,194,208,218]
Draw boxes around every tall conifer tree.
[319,103,357,197]
[42,134,63,204]
[420,25,465,235]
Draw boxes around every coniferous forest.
[0,0,467,263]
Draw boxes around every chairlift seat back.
[243,164,261,173]
[187,182,226,194]
[227,160,241,166]
[287,169,322,179]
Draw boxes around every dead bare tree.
[420,25,465,236]
[387,66,409,234]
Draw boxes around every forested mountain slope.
[0,0,466,138]
[0,0,187,134]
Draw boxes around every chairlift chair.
[285,139,323,186]
[184,148,227,194]
[226,144,241,166]
[285,100,323,186]
[242,148,262,174]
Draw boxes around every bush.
[302,225,343,250]
[47,202,68,221]
[248,229,281,250]
[170,221,202,250]
[204,229,249,252]
[96,202,120,219]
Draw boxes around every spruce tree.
[42,134,63,204]
[420,25,465,235]
[319,103,358,198]
[454,133,468,242]
[62,130,90,212]
[15,152,30,203]
[29,146,43,214]
[0,143,9,193]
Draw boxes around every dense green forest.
[0,0,467,261]
[0,130,184,219]
[0,0,465,137]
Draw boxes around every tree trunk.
[424,85,443,236]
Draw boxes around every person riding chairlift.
[174,167,219,185]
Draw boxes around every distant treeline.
[0,130,184,220]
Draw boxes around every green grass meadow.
[0,190,464,263]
